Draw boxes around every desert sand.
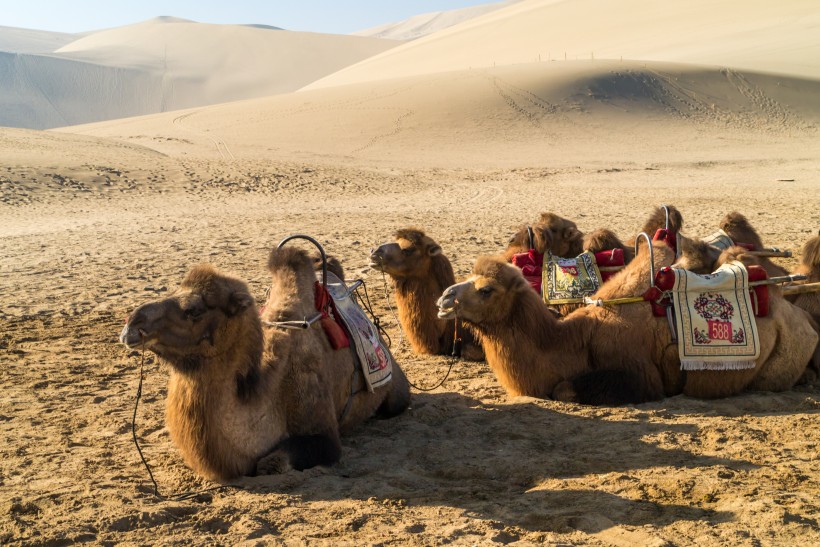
[2,0,820,544]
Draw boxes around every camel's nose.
[437,286,457,307]
[120,310,145,347]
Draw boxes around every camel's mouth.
[437,306,456,319]
[436,293,458,319]
[368,258,385,271]
[119,323,149,349]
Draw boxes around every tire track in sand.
[173,112,235,161]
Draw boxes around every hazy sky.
[1,1,498,34]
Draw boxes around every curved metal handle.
[661,204,671,231]
[527,226,535,251]
[277,234,327,290]
[634,231,656,285]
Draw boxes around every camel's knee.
[268,433,342,473]
[566,369,662,405]
[552,381,579,403]
[460,341,485,362]
[378,366,411,418]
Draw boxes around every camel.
[718,211,789,277]
[505,212,585,260]
[794,230,820,323]
[436,242,818,405]
[369,228,484,361]
[505,205,684,263]
[120,248,410,481]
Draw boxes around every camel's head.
[582,228,627,255]
[369,228,444,278]
[673,234,723,274]
[639,205,684,237]
[120,265,256,371]
[799,232,820,279]
[718,211,763,250]
[437,256,532,326]
[506,213,583,258]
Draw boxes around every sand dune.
[63,60,820,169]
[0,18,398,130]
[309,0,820,89]
[351,0,519,40]
[0,25,77,54]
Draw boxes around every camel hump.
[268,246,313,274]
[801,233,820,270]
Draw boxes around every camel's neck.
[472,293,593,398]
[394,268,454,354]
[165,317,286,481]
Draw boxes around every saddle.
[648,261,762,370]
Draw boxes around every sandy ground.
[1,8,820,534]
[1,116,819,545]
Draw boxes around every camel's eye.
[478,286,494,297]
[183,303,207,322]
[401,247,416,256]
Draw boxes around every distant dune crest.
[0,0,818,130]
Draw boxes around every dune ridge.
[0,18,399,130]
[309,0,820,89]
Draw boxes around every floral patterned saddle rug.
[671,261,761,371]
[542,251,604,305]
[324,271,394,391]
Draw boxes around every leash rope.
[131,335,239,501]
[376,262,456,392]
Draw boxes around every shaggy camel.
[505,205,684,263]
[718,211,789,277]
[794,230,820,323]
[370,228,484,361]
[120,249,410,481]
[437,243,818,405]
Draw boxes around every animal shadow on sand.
[237,391,747,535]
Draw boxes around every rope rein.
[132,335,238,501]
[377,262,457,392]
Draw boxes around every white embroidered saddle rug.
[542,251,603,305]
[672,261,760,371]
[324,272,393,391]
[701,229,735,251]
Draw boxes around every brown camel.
[718,211,789,277]
[370,228,484,361]
[120,249,410,481]
[437,243,818,405]
[506,205,684,263]
[794,230,820,323]
[505,212,585,260]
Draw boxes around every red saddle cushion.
[314,281,350,350]
[594,248,625,282]
[511,249,544,294]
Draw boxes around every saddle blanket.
[543,251,603,305]
[701,229,735,251]
[672,261,760,371]
[324,272,393,391]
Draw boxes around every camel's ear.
[226,290,254,316]
[428,244,442,256]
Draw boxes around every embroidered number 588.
[708,320,732,341]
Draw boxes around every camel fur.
[370,228,483,360]
[794,230,820,323]
[120,249,410,481]
[719,211,789,277]
[437,242,818,405]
